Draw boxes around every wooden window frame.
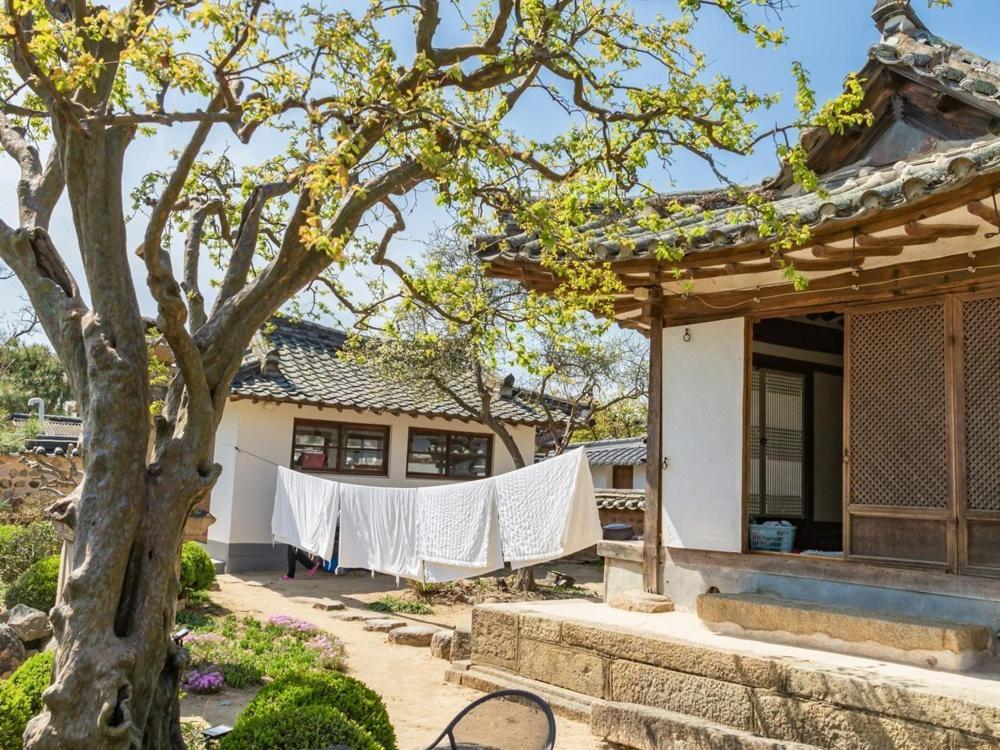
[405,426,494,480]
[612,465,634,490]
[290,418,390,477]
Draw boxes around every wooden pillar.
[643,288,664,593]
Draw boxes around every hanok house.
[206,315,561,572]
[462,4,1000,748]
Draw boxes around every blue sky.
[1,0,996,342]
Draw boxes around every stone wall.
[0,454,82,525]
[468,604,1000,750]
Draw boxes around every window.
[291,419,388,475]
[406,428,492,479]
[612,465,634,489]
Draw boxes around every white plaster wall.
[661,318,746,553]
[208,399,537,547]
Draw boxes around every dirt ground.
[180,562,612,750]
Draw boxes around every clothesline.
[270,449,603,585]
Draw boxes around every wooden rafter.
[967,199,1000,228]
[903,221,979,238]
[812,244,903,261]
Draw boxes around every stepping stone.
[430,630,453,660]
[610,591,675,614]
[363,618,407,633]
[387,625,443,647]
[335,611,381,622]
[308,597,346,611]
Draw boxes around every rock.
[610,590,675,614]
[0,624,26,677]
[6,604,53,643]
[430,629,453,660]
[386,625,442,647]
[545,570,576,587]
[362,618,406,633]
[450,625,472,662]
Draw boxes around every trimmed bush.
[0,521,58,584]
[179,542,215,595]
[368,595,432,616]
[218,703,383,750]
[241,671,396,750]
[4,555,59,612]
[0,651,54,750]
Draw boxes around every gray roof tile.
[573,437,647,466]
[230,316,556,426]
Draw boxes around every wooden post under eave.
[644,289,664,594]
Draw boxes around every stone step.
[445,662,595,724]
[210,558,225,574]
[609,590,674,614]
[592,701,823,750]
[697,592,992,672]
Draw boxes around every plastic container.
[748,523,796,553]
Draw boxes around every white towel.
[338,483,422,581]
[271,466,339,560]
[416,477,497,568]
[493,449,603,568]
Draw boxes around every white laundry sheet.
[416,476,498,568]
[493,448,603,568]
[338,483,423,581]
[271,466,340,560]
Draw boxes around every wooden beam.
[660,246,1000,324]
[903,221,979,238]
[812,244,904,260]
[967,199,1000,228]
[644,286,664,594]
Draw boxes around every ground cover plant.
[368,595,434,616]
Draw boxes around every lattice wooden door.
[844,300,954,569]
[958,292,1000,576]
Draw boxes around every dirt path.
[181,567,610,750]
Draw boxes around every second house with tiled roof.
[207,315,554,572]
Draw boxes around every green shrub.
[4,554,59,612]
[0,521,59,584]
[219,703,383,750]
[368,595,432,616]
[0,651,54,750]
[180,542,215,595]
[241,672,396,750]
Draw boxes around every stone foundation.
[466,601,1000,750]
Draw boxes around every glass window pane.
[342,428,386,472]
[408,432,448,475]
[449,434,489,477]
[293,423,339,471]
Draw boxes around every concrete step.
[697,592,992,671]
[593,701,823,750]
[445,662,595,723]
[210,558,225,574]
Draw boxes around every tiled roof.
[479,2,1000,266]
[9,413,82,455]
[229,316,557,426]
[594,488,645,511]
[573,437,647,466]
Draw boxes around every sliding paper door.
[844,300,953,568]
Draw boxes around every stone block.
[335,611,381,622]
[311,598,345,611]
[592,701,820,750]
[518,613,561,644]
[430,630,452,660]
[362,618,406,633]
[784,665,1000,741]
[450,625,472,662]
[471,605,519,670]
[751,692,948,750]
[516,638,607,698]
[388,625,442,647]
[698,593,990,670]
[5,605,51,643]
[610,659,754,731]
[561,621,784,689]
[609,591,675,614]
